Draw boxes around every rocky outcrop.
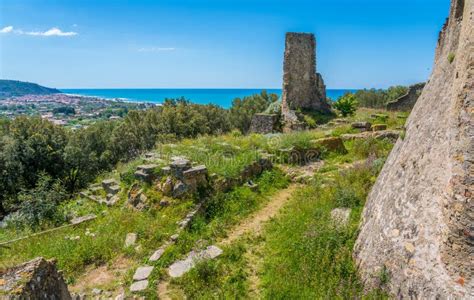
[386,82,426,111]
[0,257,71,299]
[354,0,473,298]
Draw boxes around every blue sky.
[0,0,450,89]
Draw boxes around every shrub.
[14,174,67,229]
[448,53,455,64]
[333,93,358,117]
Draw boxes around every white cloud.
[0,26,13,33]
[138,47,176,52]
[0,25,77,37]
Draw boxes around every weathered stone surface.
[69,214,96,225]
[371,124,387,131]
[351,121,372,131]
[341,130,400,143]
[0,257,71,299]
[102,179,119,194]
[137,164,158,174]
[161,176,174,196]
[149,247,166,262]
[354,1,473,297]
[172,180,187,198]
[330,208,351,226]
[249,113,279,134]
[312,137,347,154]
[129,280,148,292]
[168,246,223,278]
[132,266,154,281]
[386,82,425,111]
[281,32,330,113]
[127,184,148,210]
[170,158,191,179]
[124,233,137,247]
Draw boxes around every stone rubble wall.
[386,82,426,111]
[249,113,279,134]
[0,257,71,299]
[354,0,473,298]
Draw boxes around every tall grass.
[260,154,388,298]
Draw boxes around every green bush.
[448,53,455,64]
[333,93,358,117]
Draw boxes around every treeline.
[348,86,408,108]
[0,92,277,223]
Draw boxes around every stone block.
[330,208,351,226]
[312,137,347,154]
[372,124,388,131]
[149,247,166,262]
[130,280,148,292]
[0,257,71,299]
[133,266,154,281]
[249,113,279,134]
[125,233,137,247]
[172,180,187,198]
[351,122,372,131]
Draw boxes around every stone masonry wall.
[249,113,279,134]
[386,82,426,111]
[354,0,473,298]
[281,32,330,113]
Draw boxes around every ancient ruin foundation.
[386,82,425,111]
[281,32,330,113]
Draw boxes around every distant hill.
[0,80,61,99]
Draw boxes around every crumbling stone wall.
[0,257,71,299]
[354,0,473,298]
[386,82,425,111]
[249,113,279,134]
[281,32,330,113]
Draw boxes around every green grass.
[0,195,194,284]
[141,169,290,298]
[0,107,405,297]
[260,164,387,298]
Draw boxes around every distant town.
[0,93,155,128]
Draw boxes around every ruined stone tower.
[281,32,330,113]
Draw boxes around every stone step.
[168,245,223,278]
[133,265,154,281]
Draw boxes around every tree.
[229,91,278,133]
[334,93,358,117]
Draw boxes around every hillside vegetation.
[0,98,407,297]
[0,80,60,99]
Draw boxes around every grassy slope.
[0,108,404,297]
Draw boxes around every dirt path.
[157,184,299,299]
[220,184,299,245]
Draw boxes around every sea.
[61,89,356,109]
